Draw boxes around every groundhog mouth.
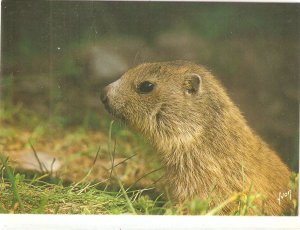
[103,103,128,124]
[103,101,113,114]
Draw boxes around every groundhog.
[101,60,294,215]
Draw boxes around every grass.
[0,153,298,216]
[0,103,166,214]
[0,154,275,215]
[0,104,298,215]
[0,155,165,214]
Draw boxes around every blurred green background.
[1,1,299,171]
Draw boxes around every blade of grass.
[116,175,137,214]
[108,139,116,181]
[29,174,50,185]
[206,192,242,216]
[127,167,163,191]
[72,145,101,189]
[104,120,115,191]
[30,141,47,173]
[240,183,254,215]
[0,156,24,212]
[50,158,56,176]
[106,121,136,214]
[107,153,137,171]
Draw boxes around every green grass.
[0,155,267,215]
[0,151,298,215]
[0,104,166,214]
[0,156,165,214]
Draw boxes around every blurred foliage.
[1,2,299,172]
[2,1,299,75]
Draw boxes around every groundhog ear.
[183,73,201,95]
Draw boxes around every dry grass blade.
[127,167,163,191]
[29,141,46,174]
[72,145,101,188]
[206,192,242,216]
[107,153,137,171]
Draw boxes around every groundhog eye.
[137,81,155,93]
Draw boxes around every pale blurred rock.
[8,151,61,174]
[79,37,156,84]
[87,46,129,80]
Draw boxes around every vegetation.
[0,104,164,214]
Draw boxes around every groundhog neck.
[160,110,257,164]
[155,103,260,201]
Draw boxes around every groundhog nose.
[100,86,109,105]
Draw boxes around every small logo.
[277,190,292,205]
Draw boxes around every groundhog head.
[101,61,221,150]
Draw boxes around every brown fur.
[101,61,293,215]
